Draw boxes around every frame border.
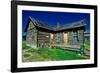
[11,1,97,72]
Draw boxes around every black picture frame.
[11,0,97,72]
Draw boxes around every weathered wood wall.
[26,21,37,48]
[26,21,85,49]
[37,31,50,48]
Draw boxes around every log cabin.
[24,16,86,51]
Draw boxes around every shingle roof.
[25,16,86,32]
[29,16,54,31]
[57,19,86,31]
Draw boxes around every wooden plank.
[52,44,80,49]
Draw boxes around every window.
[55,33,63,44]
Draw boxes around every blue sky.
[22,10,90,35]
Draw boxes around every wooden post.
[36,30,38,48]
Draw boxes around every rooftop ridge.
[28,16,86,31]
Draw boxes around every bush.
[24,53,30,57]
[22,42,31,49]
[84,40,90,51]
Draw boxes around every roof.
[84,31,90,37]
[25,16,86,32]
[29,16,53,30]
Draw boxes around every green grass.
[22,42,89,62]
[23,48,88,62]
[37,48,86,60]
